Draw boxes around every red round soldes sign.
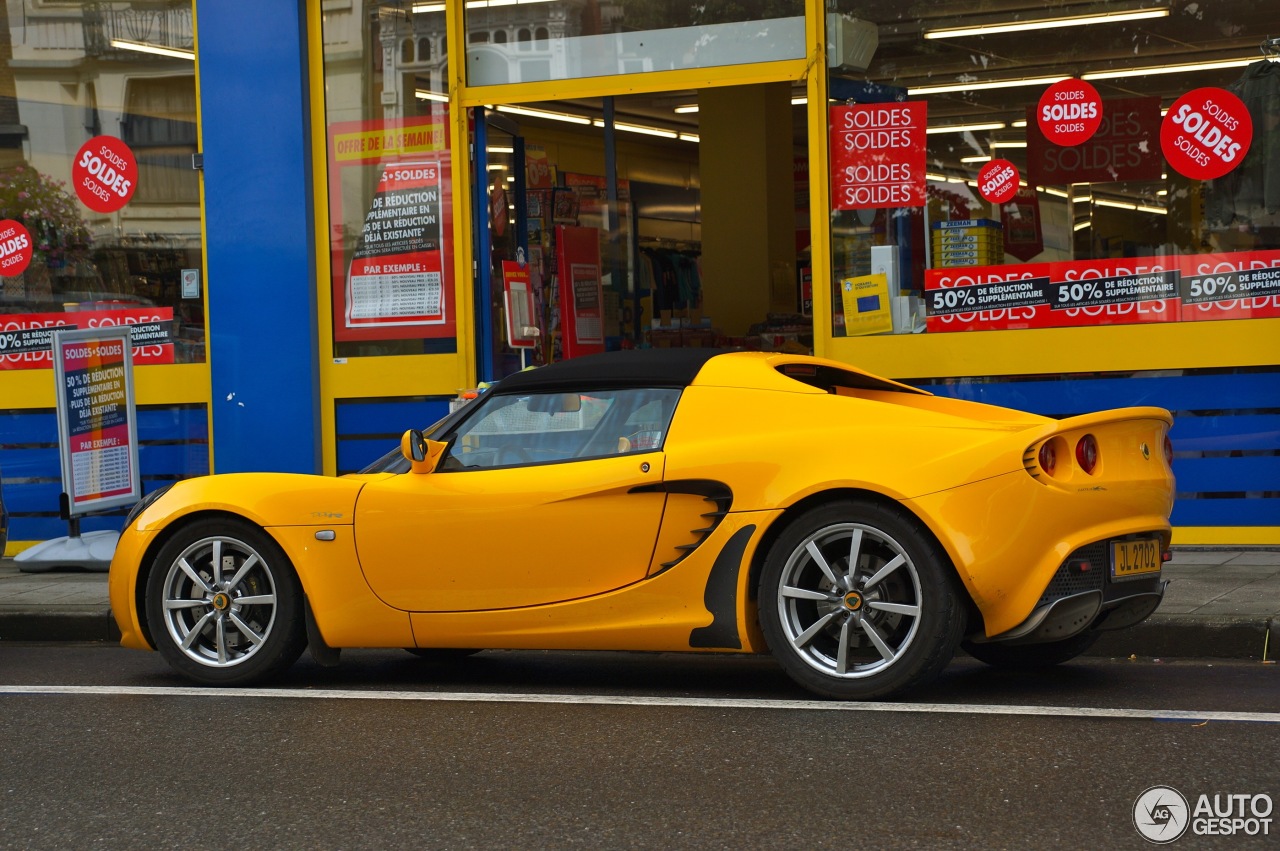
[978,159,1020,205]
[1161,88,1253,181]
[1038,79,1103,146]
[73,136,138,213]
[0,219,33,277]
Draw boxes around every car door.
[353,387,679,612]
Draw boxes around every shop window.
[824,3,1280,339]
[464,1,804,86]
[321,0,456,359]
[0,2,204,369]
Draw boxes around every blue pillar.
[195,0,320,473]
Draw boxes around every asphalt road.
[1,645,1277,849]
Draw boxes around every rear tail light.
[1075,433,1099,475]
[1038,441,1056,475]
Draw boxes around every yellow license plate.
[1111,538,1162,580]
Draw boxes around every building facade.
[1,0,1277,550]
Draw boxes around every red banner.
[830,102,927,210]
[0,307,175,370]
[328,115,455,342]
[1001,187,1044,262]
[925,257,1179,332]
[1180,250,1280,322]
[1027,97,1162,185]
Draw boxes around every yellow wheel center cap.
[843,591,864,612]
[211,592,231,612]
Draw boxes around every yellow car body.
[109,350,1173,699]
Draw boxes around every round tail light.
[1076,434,1099,475]
[1038,441,1056,475]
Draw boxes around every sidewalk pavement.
[1,548,1278,659]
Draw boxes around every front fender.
[132,472,380,533]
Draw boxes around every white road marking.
[1,684,1277,723]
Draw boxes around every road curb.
[1088,615,1277,661]
[0,610,122,643]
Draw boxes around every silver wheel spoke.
[836,620,851,674]
[845,529,864,586]
[228,612,266,647]
[211,540,224,586]
[232,594,275,607]
[181,611,216,649]
[867,600,920,618]
[216,616,228,665]
[804,540,840,586]
[793,611,838,648]
[164,598,208,611]
[225,554,260,591]
[859,618,897,663]
[177,557,214,594]
[864,554,907,590]
[781,586,829,602]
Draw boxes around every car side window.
[440,387,681,470]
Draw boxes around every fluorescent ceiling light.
[593,120,678,139]
[413,0,553,12]
[910,75,1067,96]
[1039,186,1070,198]
[990,140,1027,148]
[414,90,449,103]
[1093,198,1138,210]
[496,104,592,125]
[673,96,806,115]
[1082,56,1255,82]
[1074,220,1092,231]
[1011,120,1028,128]
[487,145,515,154]
[678,133,700,143]
[926,121,1006,134]
[109,39,194,60]
[960,155,991,163]
[1135,204,1168,215]
[924,8,1169,40]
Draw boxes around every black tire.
[404,648,480,662]
[144,518,307,685]
[758,500,964,700]
[962,631,1100,671]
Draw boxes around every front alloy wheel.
[760,501,963,699]
[145,519,305,685]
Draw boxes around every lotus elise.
[109,349,1174,699]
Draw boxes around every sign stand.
[15,327,140,573]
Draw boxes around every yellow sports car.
[109,350,1174,699]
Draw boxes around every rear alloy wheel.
[759,500,964,700]
[962,631,1100,671]
[145,519,306,685]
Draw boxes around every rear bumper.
[974,538,1167,645]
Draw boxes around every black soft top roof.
[491,348,727,394]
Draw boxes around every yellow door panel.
[354,454,667,611]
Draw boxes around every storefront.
[1,0,1276,550]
